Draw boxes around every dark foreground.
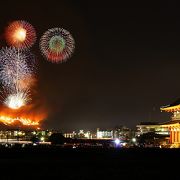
[0,146,179,179]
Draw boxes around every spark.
[0,47,35,88]
[4,91,30,109]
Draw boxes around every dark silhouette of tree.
[137,132,168,147]
[30,136,39,143]
[49,133,65,145]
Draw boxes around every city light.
[132,138,136,143]
[40,137,45,142]
[114,139,120,145]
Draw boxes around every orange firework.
[5,20,36,49]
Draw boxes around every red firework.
[40,28,75,63]
[46,52,65,62]
[5,20,36,49]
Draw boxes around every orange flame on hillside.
[0,116,39,126]
[0,101,47,128]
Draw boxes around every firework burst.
[0,47,36,109]
[0,47,35,89]
[40,28,75,63]
[5,20,36,49]
[4,90,30,110]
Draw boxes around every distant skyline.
[0,1,179,131]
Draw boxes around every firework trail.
[0,47,35,109]
[0,47,35,88]
[40,28,75,63]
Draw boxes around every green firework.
[49,35,65,54]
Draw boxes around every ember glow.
[0,115,39,126]
[0,103,47,127]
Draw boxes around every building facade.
[96,128,113,139]
[160,98,180,145]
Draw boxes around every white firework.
[4,90,30,109]
[0,47,36,109]
[0,47,35,88]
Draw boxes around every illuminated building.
[63,130,93,139]
[160,98,180,121]
[160,98,180,144]
[136,122,169,136]
[84,131,91,139]
[0,129,52,143]
[64,131,76,138]
[113,126,132,140]
[136,122,170,147]
[78,130,85,138]
[97,128,113,139]
[136,98,180,146]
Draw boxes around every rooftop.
[160,98,180,112]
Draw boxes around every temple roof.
[160,98,180,112]
[169,98,180,107]
[160,120,180,125]
[137,120,180,128]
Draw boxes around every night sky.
[0,1,180,131]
